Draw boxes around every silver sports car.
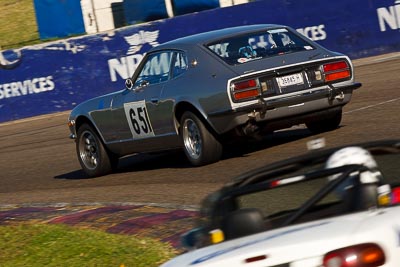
[68,24,361,177]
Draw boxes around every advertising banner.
[1,0,400,123]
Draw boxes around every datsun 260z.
[68,24,361,177]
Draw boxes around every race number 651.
[124,101,155,139]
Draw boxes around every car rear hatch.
[228,52,354,104]
[165,213,370,267]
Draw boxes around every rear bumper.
[213,82,361,116]
[208,82,361,134]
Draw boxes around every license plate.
[276,73,304,88]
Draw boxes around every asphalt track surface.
[1,53,400,208]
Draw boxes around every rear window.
[207,28,314,65]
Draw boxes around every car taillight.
[231,78,260,101]
[323,243,385,267]
[322,61,351,82]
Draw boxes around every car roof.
[152,24,284,50]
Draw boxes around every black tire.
[76,123,117,177]
[180,111,223,166]
[306,110,342,134]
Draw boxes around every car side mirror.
[125,78,134,90]
[181,227,203,250]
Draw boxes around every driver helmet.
[238,45,257,58]
[228,37,257,59]
[326,146,382,194]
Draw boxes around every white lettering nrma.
[108,54,144,82]
[377,2,400,31]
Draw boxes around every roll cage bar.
[205,140,400,228]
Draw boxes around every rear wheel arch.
[174,102,223,166]
[174,102,218,136]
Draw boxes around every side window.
[208,43,229,58]
[134,51,173,88]
[172,52,188,78]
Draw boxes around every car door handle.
[150,97,159,104]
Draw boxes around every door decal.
[124,100,155,139]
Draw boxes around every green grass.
[0,224,177,267]
[0,0,41,50]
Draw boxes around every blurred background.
[0,0,249,50]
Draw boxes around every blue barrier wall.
[1,0,400,123]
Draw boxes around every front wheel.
[306,110,342,134]
[76,123,117,177]
[180,111,223,166]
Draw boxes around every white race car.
[161,140,400,267]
